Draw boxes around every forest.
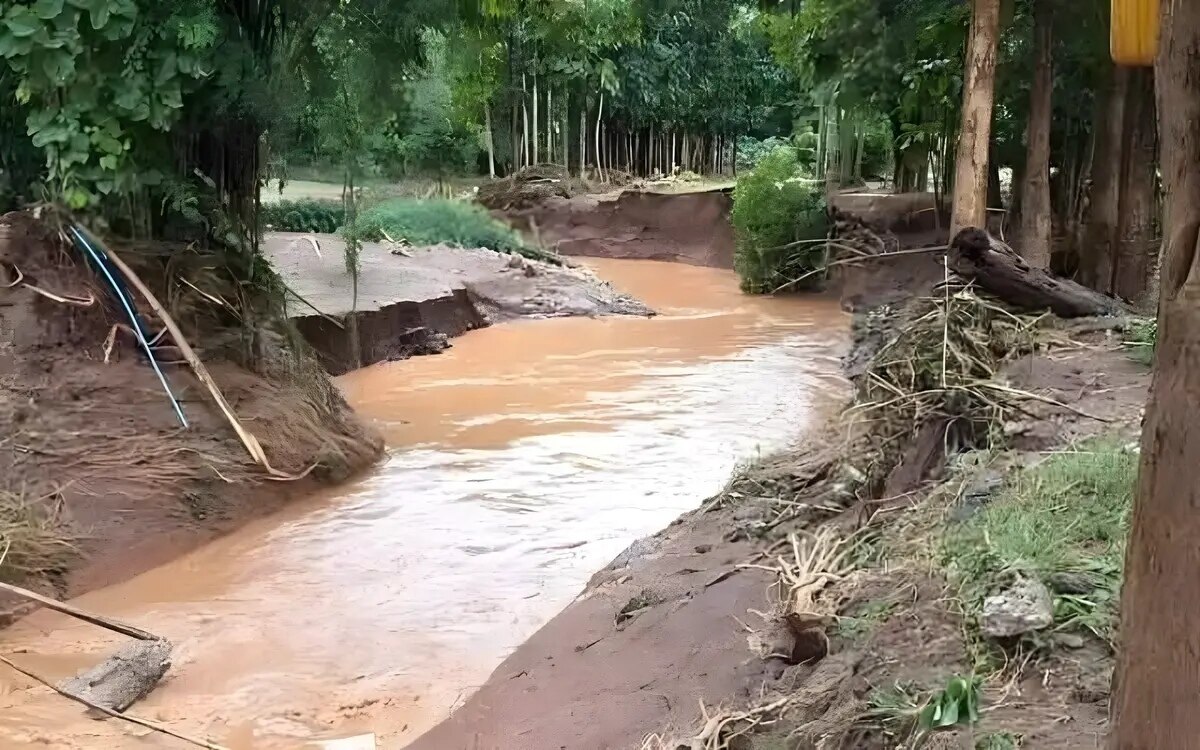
[0,0,1161,304]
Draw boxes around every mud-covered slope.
[0,213,382,616]
[502,189,736,269]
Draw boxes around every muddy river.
[0,259,844,749]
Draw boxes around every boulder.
[981,576,1053,639]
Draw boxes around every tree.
[1017,0,1052,267]
[950,0,1001,237]
[1110,2,1200,745]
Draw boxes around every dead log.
[949,227,1126,317]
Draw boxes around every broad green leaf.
[4,8,44,38]
[30,123,70,147]
[938,698,959,727]
[32,0,65,20]
[65,186,91,209]
[41,48,75,81]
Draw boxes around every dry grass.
[841,286,1047,496]
[0,488,76,582]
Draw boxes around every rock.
[1047,571,1096,595]
[693,544,712,554]
[1054,632,1086,650]
[981,576,1053,639]
[506,254,524,269]
[59,638,172,714]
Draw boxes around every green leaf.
[98,154,118,170]
[30,123,70,147]
[32,0,65,20]
[4,8,44,38]
[86,0,110,30]
[65,186,91,209]
[0,31,32,58]
[41,48,74,81]
[938,698,960,727]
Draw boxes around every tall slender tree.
[950,0,1001,237]
[1018,0,1053,267]
[1111,2,1200,745]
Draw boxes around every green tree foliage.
[0,0,220,209]
[731,145,826,293]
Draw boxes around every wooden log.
[949,227,1126,317]
[0,581,157,641]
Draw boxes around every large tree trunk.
[949,228,1125,317]
[1110,4,1200,748]
[950,0,1001,237]
[1115,68,1159,304]
[1081,66,1130,292]
[1018,0,1053,267]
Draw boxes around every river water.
[0,258,845,749]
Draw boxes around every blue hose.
[68,225,189,428]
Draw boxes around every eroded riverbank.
[0,258,846,749]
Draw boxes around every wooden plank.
[0,581,157,641]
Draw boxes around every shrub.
[731,146,827,294]
[262,199,345,233]
[347,197,549,260]
[736,135,794,172]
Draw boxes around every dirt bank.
[263,233,652,374]
[411,238,1147,749]
[0,212,382,618]
[500,189,736,269]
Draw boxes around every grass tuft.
[0,489,76,583]
[1123,316,1156,366]
[943,437,1135,643]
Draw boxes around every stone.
[59,638,172,714]
[1047,571,1096,595]
[981,576,1053,639]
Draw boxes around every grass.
[0,489,76,583]
[261,199,345,233]
[976,732,1021,750]
[833,596,898,640]
[346,197,555,261]
[943,436,1135,643]
[1123,316,1156,365]
[867,674,982,745]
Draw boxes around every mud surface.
[264,233,651,373]
[0,258,846,749]
[0,213,382,614]
[501,189,736,268]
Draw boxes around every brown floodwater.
[0,258,845,749]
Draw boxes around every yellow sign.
[1111,0,1160,66]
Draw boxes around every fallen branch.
[0,653,229,750]
[0,581,158,641]
[773,245,948,293]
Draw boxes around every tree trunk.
[1115,68,1159,304]
[1018,0,1053,267]
[950,0,1002,237]
[595,90,604,182]
[532,73,539,165]
[1111,4,1200,748]
[484,104,496,178]
[817,104,827,181]
[949,228,1125,317]
[579,103,587,175]
[546,86,553,163]
[1081,66,1130,292]
[521,73,530,169]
